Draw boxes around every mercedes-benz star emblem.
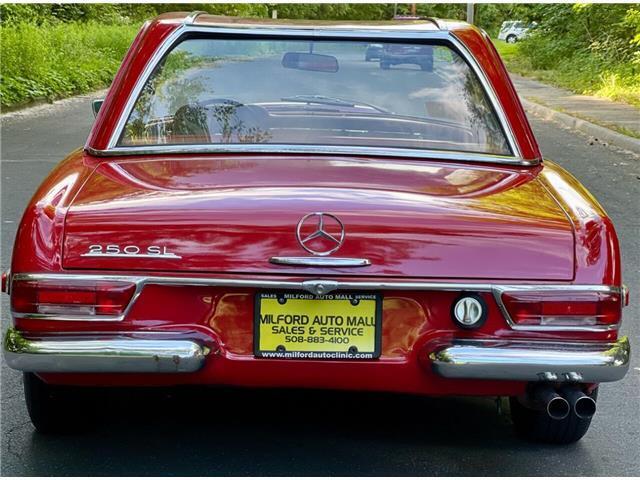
[296,212,345,256]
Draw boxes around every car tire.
[23,373,94,434]
[380,61,390,70]
[509,387,598,444]
[506,35,518,44]
[365,56,371,62]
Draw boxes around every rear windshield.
[119,37,511,156]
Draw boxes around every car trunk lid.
[62,155,574,280]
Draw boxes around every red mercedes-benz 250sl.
[2,13,631,442]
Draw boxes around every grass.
[0,21,139,110]
[493,39,640,108]
[1,21,638,113]
[493,39,520,65]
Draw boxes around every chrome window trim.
[449,31,521,158]
[94,24,534,165]
[11,272,620,331]
[86,145,536,165]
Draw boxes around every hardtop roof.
[154,11,472,33]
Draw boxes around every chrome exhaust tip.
[560,386,597,419]
[532,384,570,420]
[546,395,571,420]
[574,396,597,419]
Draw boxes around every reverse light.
[11,279,136,318]
[500,290,621,328]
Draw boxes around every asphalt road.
[1,94,639,476]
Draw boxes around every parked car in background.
[498,20,538,43]
[364,43,384,61]
[2,13,630,444]
[379,43,434,71]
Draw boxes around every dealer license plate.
[254,292,382,360]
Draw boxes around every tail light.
[500,290,621,328]
[11,279,136,318]
[1,270,8,293]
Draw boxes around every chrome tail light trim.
[492,285,622,332]
[9,273,621,331]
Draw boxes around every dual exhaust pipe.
[530,384,596,420]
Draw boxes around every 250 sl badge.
[81,244,181,259]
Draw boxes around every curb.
[0,89,108,121]
[520,98,640,155]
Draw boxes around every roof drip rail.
[184,11,206,25]
[393,15,442,30]
[422,17,442,30]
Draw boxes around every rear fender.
[537,160,621,286]
[11,150,96,273]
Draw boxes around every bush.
[0,3,269,27]
[499,4,640,106]
[0,22,139,108]
[2,3,638,109]
[0,3,271,108]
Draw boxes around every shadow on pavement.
[10,386,596,476]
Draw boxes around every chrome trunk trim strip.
[430,336,631,383]
[3,329,206,373]
[9,272,621,332]
[11,272,620,294]
[270,257,371,267]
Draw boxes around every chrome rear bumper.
[430,337,630,383]
[3,329,206,373]
[3,328,630,383]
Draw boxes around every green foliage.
[496,4,640,106]
[0,3,274,108]
[0,4,52,25]
[1,3,638,108]
[270,4,394,21]
[0,3,269,26]
[476,3,537,37]
[0,22,139,108]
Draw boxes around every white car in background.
[498,21,538,43]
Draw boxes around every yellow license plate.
[254,292,381,360]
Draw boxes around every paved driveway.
[1,94,639,476]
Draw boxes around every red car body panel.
[61,155,575,280]
[7,14,624,395]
